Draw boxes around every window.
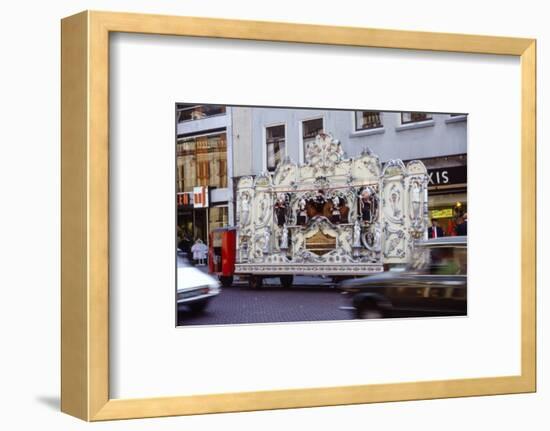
[176,104,226,123]
[176,133,227,192]
[265,125,286,172]
[355,111,382,130]
[302,118,324,159]
[209,206,229,232]
[401,112,433,124]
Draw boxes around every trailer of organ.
[234,133,429,287]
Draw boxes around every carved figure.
[263,229,271,254]
[274,193,287,226]
[360,187,378,223]
[390,186,401,218]
[353,218,362,248]
[257,193,269,224]
[280,224,289,250]
[297,197,308,225]
[336,227,353,252]
[410,179,422,221]
[239,192,251,227]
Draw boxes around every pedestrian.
[445,218,457,236]
[455,214,467,236]
[178,233,192,260]
[428,218,444,239]
[191,239,208,266]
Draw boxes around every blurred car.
[177,258,221,313]
[339,236,467,319]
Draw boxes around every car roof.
[415,236,467,248]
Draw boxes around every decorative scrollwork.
[235,132,428,272]
[383,223,406,258]
[305,133,345,176]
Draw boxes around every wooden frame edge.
[60,10,537,422]
[61,10,90,421]
[88,10,534,55]
[89,374,535,421]
[520,39,537,392]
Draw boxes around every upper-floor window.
[266,125,286,172]
[401,112,433,124]
[176,104,226,123]
[355,111,382,130]
[302,118,324,159]
[176,133,228,192]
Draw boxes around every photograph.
[175,105,468,326]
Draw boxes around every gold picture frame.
[61,10,536,421]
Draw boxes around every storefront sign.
[193,186,209,208]
[177,192,193,206]
[427,165,467,186]
[431,208,454,219]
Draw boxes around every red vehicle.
[208,227,236,287]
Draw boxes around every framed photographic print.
[61,11,536,421]
[174,104,468,327]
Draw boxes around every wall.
[0,0,546,430]
[246,108,466,171]
[177,113,228,136]
[231,106,254,177]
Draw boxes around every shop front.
[177,187,230,248]
[176,130,230,247]
[425,158,467,236]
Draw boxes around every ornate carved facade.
[235,133,428,276]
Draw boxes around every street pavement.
[177,255,354,326]
[177,283,353,326]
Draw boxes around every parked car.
[339,236,467,319]
[177,258,221,313]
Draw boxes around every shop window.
[266,125,286,171]
[355,111,382,130]
[401,112,433,124]
[209,206,229,232]
[176,133,227,192]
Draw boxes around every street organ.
[234,133,428,287]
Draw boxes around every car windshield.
[410,246,467,276]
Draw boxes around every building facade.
[176,104,467,243]
[176,104,233,243]
[231,107,467,236]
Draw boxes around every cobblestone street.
[177,282,353,326]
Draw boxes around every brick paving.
[177,284,353,326]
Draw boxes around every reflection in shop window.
[355,111,382,130]
[209,206,229,232]
[266,125,285,171]
[176,133,227,193]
